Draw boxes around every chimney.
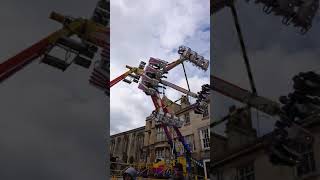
[225,105,257,150]
[180,95,190,108]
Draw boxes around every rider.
[123,167,137,180]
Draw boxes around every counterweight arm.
[110,70,132,88]
[0,39,51,83]
[211,75,281,116]
[0,11,107,84]
[0,25,80,83]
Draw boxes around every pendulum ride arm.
[110,46,209,174]
[211,74,316,166]
[151,93,193,173]
[109,65,143,88]
[0,38,51,83]
[0,17,82,83]
[164,59,184,72]
[150,93,180,160]
[160,80,198,98]
[175,103,198,116]
[0,11,108,83]
[88,0,110,94]
[109,66,183,164]
[148,50,208,173]
[89,45,110,93]
[211,75,281,116]
[172,125,192,173]
[211,0,319,34]
[110,70,132,88]
[162,123,178,159]
[151,95,162,110]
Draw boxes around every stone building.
[110,127,145,164]
[143,95,211,177]
[110,95,211,178]
[212,106,320,180]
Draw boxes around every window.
[137,135,144,149]
[184,113,190,125]
[124,136,129,152]
[146,120,152,130]
[156,127,166,142]
[203,159,210,180]
[237,163,255,180]
[185,135,195,152]
[200,128,210,150]
[110,140,115,154]
[116,138,121,152]
[203,107,209,118]
[296,143,316,177]
[155,148,165,159]
[212,170,223,180]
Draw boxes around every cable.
[163,97,182,109]
[181,62,191,100]
[256,110,261,137]
[230,3,258,95]
[210,107,247,127]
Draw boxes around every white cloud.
[110,0,210,134]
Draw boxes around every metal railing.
[110,161,208,179]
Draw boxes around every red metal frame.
[109,70,131,88]
[0,38,51,82]
[110,58,197,173]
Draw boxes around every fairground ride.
[0,0,110,95]
[211,0,320,167]
[110,46,211,177]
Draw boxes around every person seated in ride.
[123,167,137,180]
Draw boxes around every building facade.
[110,126,145,164]
[212,106,320,180]
[110,95,211,177]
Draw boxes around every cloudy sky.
[110,0,210,135]
[212,2,320,136]
[0,1,107,179]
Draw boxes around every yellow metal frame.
[47,11,107,48]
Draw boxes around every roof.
[213,133,228,141]
[162,95,181,107]
[213,117,320,168]
[213,133,270,168]
[110,126,145,138]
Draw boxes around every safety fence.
[110,162,208,179]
